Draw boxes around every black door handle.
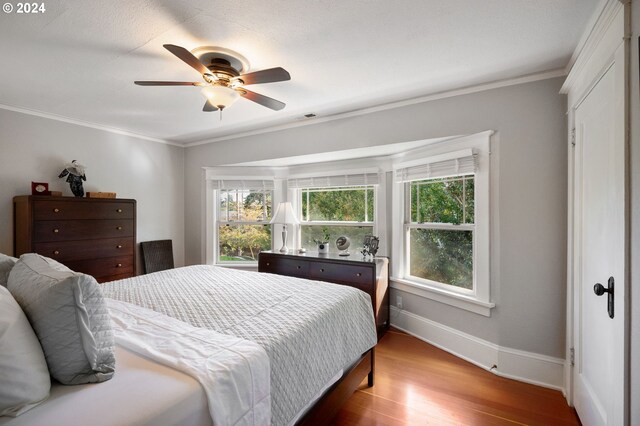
[593,276,614,319]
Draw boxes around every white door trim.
[561,0,629,414]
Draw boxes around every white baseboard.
[390,306,565,392]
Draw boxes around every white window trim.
[286,167,384,252]
[391,131,495,316]
[212,189,276,268]
[213,188,274,267]
[293,185,380,252]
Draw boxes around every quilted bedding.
[107,299,271,426]
[101,265,377,426]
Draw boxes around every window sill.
[390,277,495,317]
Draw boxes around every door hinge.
[570,128,576,147]
[570,347,575,366]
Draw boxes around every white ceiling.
[0,0,601,145]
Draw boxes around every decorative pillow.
[0,285,50,416]
[0,253,17,287]
[7,254,116,385]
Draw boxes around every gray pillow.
[0,286,50,416]
[0,254,17,287]
[7,254,115,385]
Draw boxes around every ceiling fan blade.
[203,100,219,112]
[134,81,205,86]
[236,67,290,85]
[163,44,212,77]
[239,89,286,111]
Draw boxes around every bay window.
[204,132,492,317]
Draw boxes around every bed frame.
[297,348,374,425]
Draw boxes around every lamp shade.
[201,85,240,109]
[270,202,300,224]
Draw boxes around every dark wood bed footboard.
[297,348,375,425]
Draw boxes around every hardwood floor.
[333,329,580,425]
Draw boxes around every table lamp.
[270,202,300,253]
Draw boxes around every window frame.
[295,185,379,252]
[391,132,494,316]
[215,187,273,266]
[404,176,476,295]
[300,186,376,223]
[203,169,281,269]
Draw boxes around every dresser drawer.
[309,262,374,288]
[260,256,309,277]
[33,200,134,220]
[33,220,134,242]
[64,256,134,279]
[34,237,134,262]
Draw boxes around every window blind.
[210,179,275,191]
[395,150,477,182]
[287,172,379,188]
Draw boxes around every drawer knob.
[53,250,60,255]
[116,226,123,230]
[116,263,122,268]
[297,265,301,269]
[53,208,60,213]
[266,262,270,266]
[53,228,59,233]
[356,273,362,277]
[116,208,123,213]
[116,245,123,249]
[320,268,325,272]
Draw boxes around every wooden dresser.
[13,195,136,283]
[258,251,390,337]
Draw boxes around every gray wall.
[0,109,185,272]
[184,77,568,358]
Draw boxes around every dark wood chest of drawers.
[13,196,136,283]
[258,251,389,337]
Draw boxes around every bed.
[0,346,214,426]
[1,263,377,426]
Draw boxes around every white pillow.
[0,253,17,287]
[0,285,50,417]
[8,254,116,385]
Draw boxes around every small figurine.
[361,235,380,258]
[58,160,87,197]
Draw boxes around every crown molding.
[183,68,567,148]
[0,103,180,147]
[563,0,611,75]
[0,67,566,149]
[561,0,624,93]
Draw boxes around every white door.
[572,46,626,425]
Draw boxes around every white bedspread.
[107,299,271,426]
[0,345,213,426]
[102,265,377,425]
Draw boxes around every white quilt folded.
[107,299,271,426]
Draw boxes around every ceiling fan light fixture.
[201,85,240,109]
[135,44,289,112]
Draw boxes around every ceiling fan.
[134,44,290,113]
